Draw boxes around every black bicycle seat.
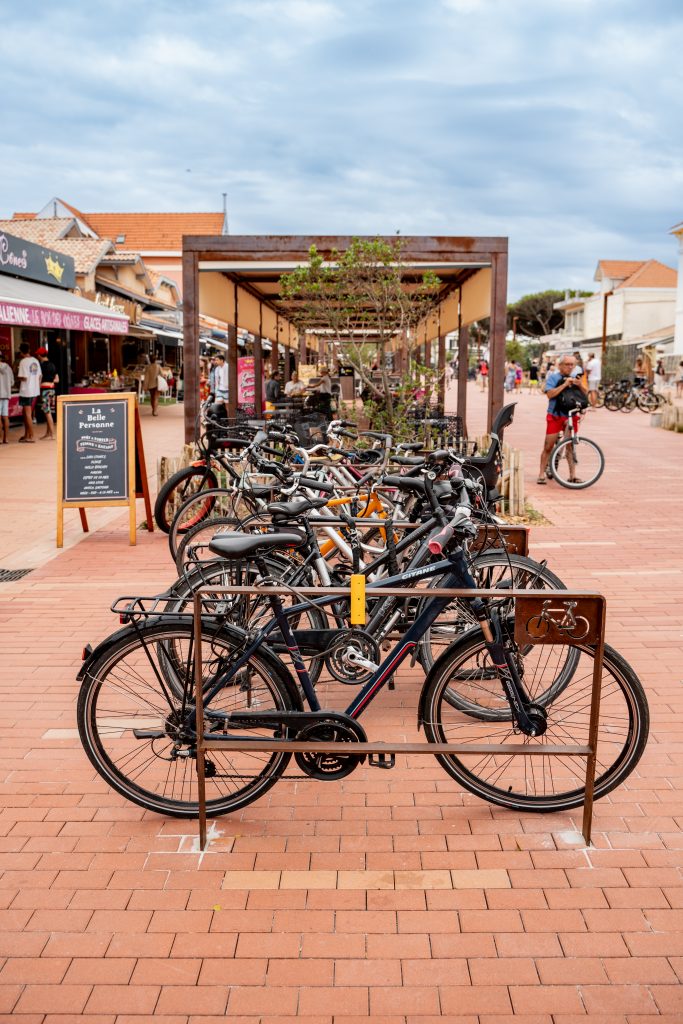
[391,456,425,467]
[267,498,328,519]
[208,531,305,560]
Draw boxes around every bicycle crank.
[294,719,367,780]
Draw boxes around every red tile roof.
[596,259,676,289]
[0,219,112,273]
[80,213,224,252]
[616,259,677,290]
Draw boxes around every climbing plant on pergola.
[279,237,442,424]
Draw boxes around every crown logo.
[45,254,65,283]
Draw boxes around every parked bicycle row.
[76,401,649,821]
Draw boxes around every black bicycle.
[77,506,648,819]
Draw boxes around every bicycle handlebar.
[428,509,474,555]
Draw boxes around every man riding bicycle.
[537,354,587,485]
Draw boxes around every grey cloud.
[1,0,682,297]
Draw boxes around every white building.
[670,221,683,355]
[549,259,677,354]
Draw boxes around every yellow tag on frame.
[349,574,366,625]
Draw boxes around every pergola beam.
[183,235,508,440]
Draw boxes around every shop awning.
[0,275,129,334]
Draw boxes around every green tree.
[279,238,441,426]
[507,290,567,337]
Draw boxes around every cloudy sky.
[1,0,681,297]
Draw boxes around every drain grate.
[0,568,34,583]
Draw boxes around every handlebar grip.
[298,476,334,493]
[259,444,283,458]
[428,524,455,556]
[340,429,358,440]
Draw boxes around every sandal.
[536,476,547,485]
[569,477,584,484]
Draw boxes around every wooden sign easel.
[56,392,153,547]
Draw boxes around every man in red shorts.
[537,354,587,484]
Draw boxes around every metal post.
[487,250,508,433]
[182,250,199,444]
[227,322,238,419]
[194,592,207,850]
[601,291,612,360]
[582,597,606,844]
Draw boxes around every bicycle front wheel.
[421,631,649,812]
[77,620,300,818]
[550,437,604,489]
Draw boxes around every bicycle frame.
[187,547,538,734]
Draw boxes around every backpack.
[555,382,588,416]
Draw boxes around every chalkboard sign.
[63,398,129,502]
[56,392,137,546]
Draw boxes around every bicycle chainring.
[324,629,380,685]
[294,719,366,780]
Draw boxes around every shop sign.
[0,298,128,334]
[0,231,76,289]
[237,355,255,406]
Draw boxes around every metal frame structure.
[192,585,606,850]
[182,235,509,442]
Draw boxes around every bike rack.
[192,585,605,850]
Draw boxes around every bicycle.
[77,504,648,819]
[546,405,605,489]
[527,599,590,640]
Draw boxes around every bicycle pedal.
[387,677,395,690]
[369,752,395,770]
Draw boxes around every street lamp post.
[601,291,613,360]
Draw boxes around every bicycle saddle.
[267,497,328,520]
[391,456,425,467]
[208,531,305,560]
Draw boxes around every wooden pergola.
[182,235,508,443]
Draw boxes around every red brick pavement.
[0,388,681,1021]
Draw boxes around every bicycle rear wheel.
[421,631,649,812]
[155,466,218,534]
[77,620,300,818]
[550,437,604,489]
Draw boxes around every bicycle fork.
[445,552,548,738]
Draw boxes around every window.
[116,234,126,244]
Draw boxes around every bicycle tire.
[77,619,301,818]
[154,465,218,534]
[550,437,604,489]
[636,394,659,413]
[175,515,242,572]
[421,632,649,812]
[526,614,550,639]
[604,393,623,411]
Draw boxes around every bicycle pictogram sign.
[514,594,603,647]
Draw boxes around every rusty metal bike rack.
[193,584,605,850]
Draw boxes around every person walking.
[213,352,230,404]
[0,351,13,444]
[654,358,667,393]
[528,361,539,392]
[36,347,59,439]
[537,354,586,485]
[16,342,41,443]
[676,361,683,399]
[315,365,333,419]
[584,351,601,408]
[478,359,488,391]
[143,354,162,416]
[265,370,281,404]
